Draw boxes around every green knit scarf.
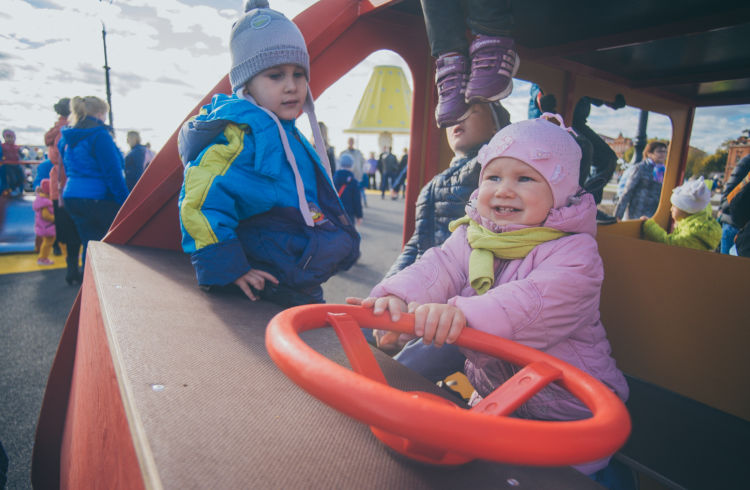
[448,216,570,295]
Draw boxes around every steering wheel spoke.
[472,361,562,417]
[327,312,387,385]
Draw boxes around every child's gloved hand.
[234,268,279,301]
[413,303,466,348]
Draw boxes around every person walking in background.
[333,153,363,226]
[59,95,128,266]
[392,147,409,199]
[364,151,378,189]
[144,142,155,168]
[379,146,399,199]
[318,121,336,174]
[45,97,83,284]
[33,179,56,266]
[717,154,750,254]
[641,176,721,251]
[339,137,367,207]
[124,130,149,191]
[339,137,365,182]
[614,141,668,220]
[421,0,519,127]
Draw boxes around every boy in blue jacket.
[178,0,360,307]
[333,154,363,227]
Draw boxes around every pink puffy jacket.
[33,194,55,237]
[371,193,628,474]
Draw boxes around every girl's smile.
[476,157,554,227]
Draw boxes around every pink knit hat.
[40,178,50,195]
[477,114,582,208]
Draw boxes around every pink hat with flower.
[477,114,582,208]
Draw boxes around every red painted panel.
[59,261,146,490]
[31,294,81,490]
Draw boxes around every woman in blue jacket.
[59,96,128,265]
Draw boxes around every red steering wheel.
[265,304,630,466]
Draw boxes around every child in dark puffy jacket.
[333,154,363,226]
[34,179,56,266]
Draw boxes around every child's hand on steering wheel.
[346,295,414,353]
[413,303,466,348]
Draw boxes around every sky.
[2,0,749,159]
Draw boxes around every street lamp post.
[632,110,648,163]
[101,22,114,129]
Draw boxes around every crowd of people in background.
[1,96,156,282]
[2,90,748,294]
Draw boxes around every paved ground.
[0,190,406,489]
[322,191,406,303]
[0,269,80,489]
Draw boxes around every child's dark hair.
[645,140,668,155]
[53,98,71,117]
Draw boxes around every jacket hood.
[60,124,110,148]
[465,190,598,236]
[201,93,263,122]
[178,93,268,166]
[44,117,67,147]
[680,207,722,244]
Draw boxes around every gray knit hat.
[229,0,310,93]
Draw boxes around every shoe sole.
[435,104,473,128]
[466,52,520,104]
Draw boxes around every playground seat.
[616,375,750,489]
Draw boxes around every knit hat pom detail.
[245,0,269,12]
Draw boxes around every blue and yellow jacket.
[178,93,359,289]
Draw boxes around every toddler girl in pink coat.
[34,178,56,266]
[350,115,628,476]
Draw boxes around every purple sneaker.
[465,35,520,103]
[434,52,471,128]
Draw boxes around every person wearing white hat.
[642,176,721,251]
